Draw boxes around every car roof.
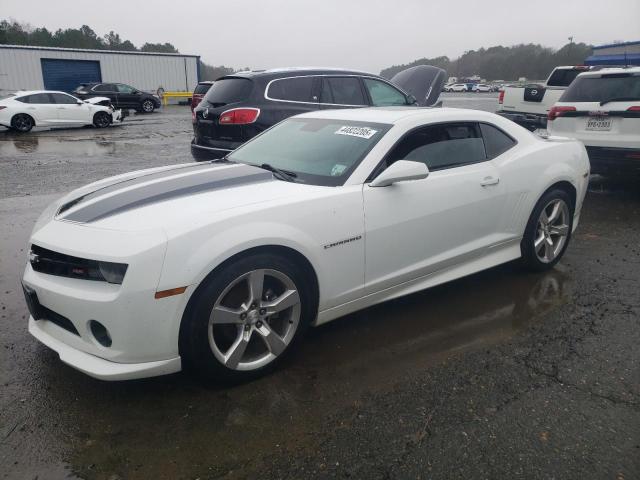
[12,90,74,96]
[224,67,378,80]
[296,106,502,125]
[575,66,640,78]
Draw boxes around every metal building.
[585,40,640,66]
[0,44,200,94]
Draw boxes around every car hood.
[51,162,323,232]
[391,65,447,107]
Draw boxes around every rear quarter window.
[480,123,517,159]
[267,77,315,102]
[203,78,253,106]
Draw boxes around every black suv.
[191,67,445,160]
[74,83,161,113]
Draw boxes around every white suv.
[547,67,640,175]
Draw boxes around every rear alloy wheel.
[181,253,313,382]
[521,189,573,271]
[93,111,112,128]
[141,99,155,113]
[11,114,34,133]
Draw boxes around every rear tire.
[11,114,34,132]
[92,111,111,128]
[180,253,315,383]
[521,189,573,271]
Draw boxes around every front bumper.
[29,317,181,380]
[497,111,547,130]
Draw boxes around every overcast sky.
[3,0,639,73]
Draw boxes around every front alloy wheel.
[141,100,155,113]
[208,269,301,371]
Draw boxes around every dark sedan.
[74,83,161,113]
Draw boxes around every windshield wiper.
[599,97,640,106]
[256,163,297,182]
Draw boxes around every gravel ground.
[0,97,638,479]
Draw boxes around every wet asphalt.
[0,94,638,480]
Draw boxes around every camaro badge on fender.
[324,235,362,250]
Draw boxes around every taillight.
[0,106,6,111]
[498,90,505,104]
[548,106,576,121]
[219,108,260,125]
[627,106,640,111]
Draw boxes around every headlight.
[98,261,128,284]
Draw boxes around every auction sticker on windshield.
[335,126,378,139]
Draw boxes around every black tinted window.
[560,74,640,103]
[203,78,253,106]
[546,69,583,87]
[387,123,486,171]
[116,84,135,94]
[321,77,365,105]
[20,93,53,104]
[50,93,78,104]
[480,123,516,158]
[194,83,212,95]
[268,77,314,102]
[94,84,116,92]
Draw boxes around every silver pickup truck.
[496,66,594,130]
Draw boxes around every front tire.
[93,111,112,128]
[140,99,155,113]
[11,114,34,132]
[181,253,314,383]
[521,189,573,271]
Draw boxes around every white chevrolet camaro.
[22,107,590,382]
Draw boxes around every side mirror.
[369,160,429,188]
[76,101,83,105]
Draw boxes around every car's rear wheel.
[181,253,314,382]
[11,114,34,132]
[93,111,112,128]
[521,189,573,271]
[140,99,155,113]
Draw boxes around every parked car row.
[74,82,162,113]
[443,83,501,92]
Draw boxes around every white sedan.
[0,90,122,132]
[22,107,589,382]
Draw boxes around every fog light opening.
[89,320,112,348]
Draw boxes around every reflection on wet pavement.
[55,263,571,479]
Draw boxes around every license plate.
[22,283,44,320]
[586,117,611,131]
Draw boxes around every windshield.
[203,77,252,106]
[560,74,640,103]
[227,118,393,186]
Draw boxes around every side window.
[22,93,54,104]
[50,93,78,104]
[363,78,407,106]
[321,77,366,106]
[116,84,136,94]
[386,123,486,171]
[267,77,315,102]
[480,123,516,159]
[94,84,116,92]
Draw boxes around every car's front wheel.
[521,189,573,271]
[11,114,34,132]
[93,111,112,128]
[140,99,155,113]
[181,253,314,382]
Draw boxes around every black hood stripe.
[57,163,217,216]
[61,164,274,223]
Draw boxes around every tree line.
[380,42,593,81]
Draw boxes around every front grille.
[30,244,106,282]
[42,305,79,336]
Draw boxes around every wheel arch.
[11,112,36,128]
[178,244,320,356]
[539,180,577,212]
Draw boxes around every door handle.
[480,176,500,187]
[57,107,66,110]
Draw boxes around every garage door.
[41,59,102,92]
